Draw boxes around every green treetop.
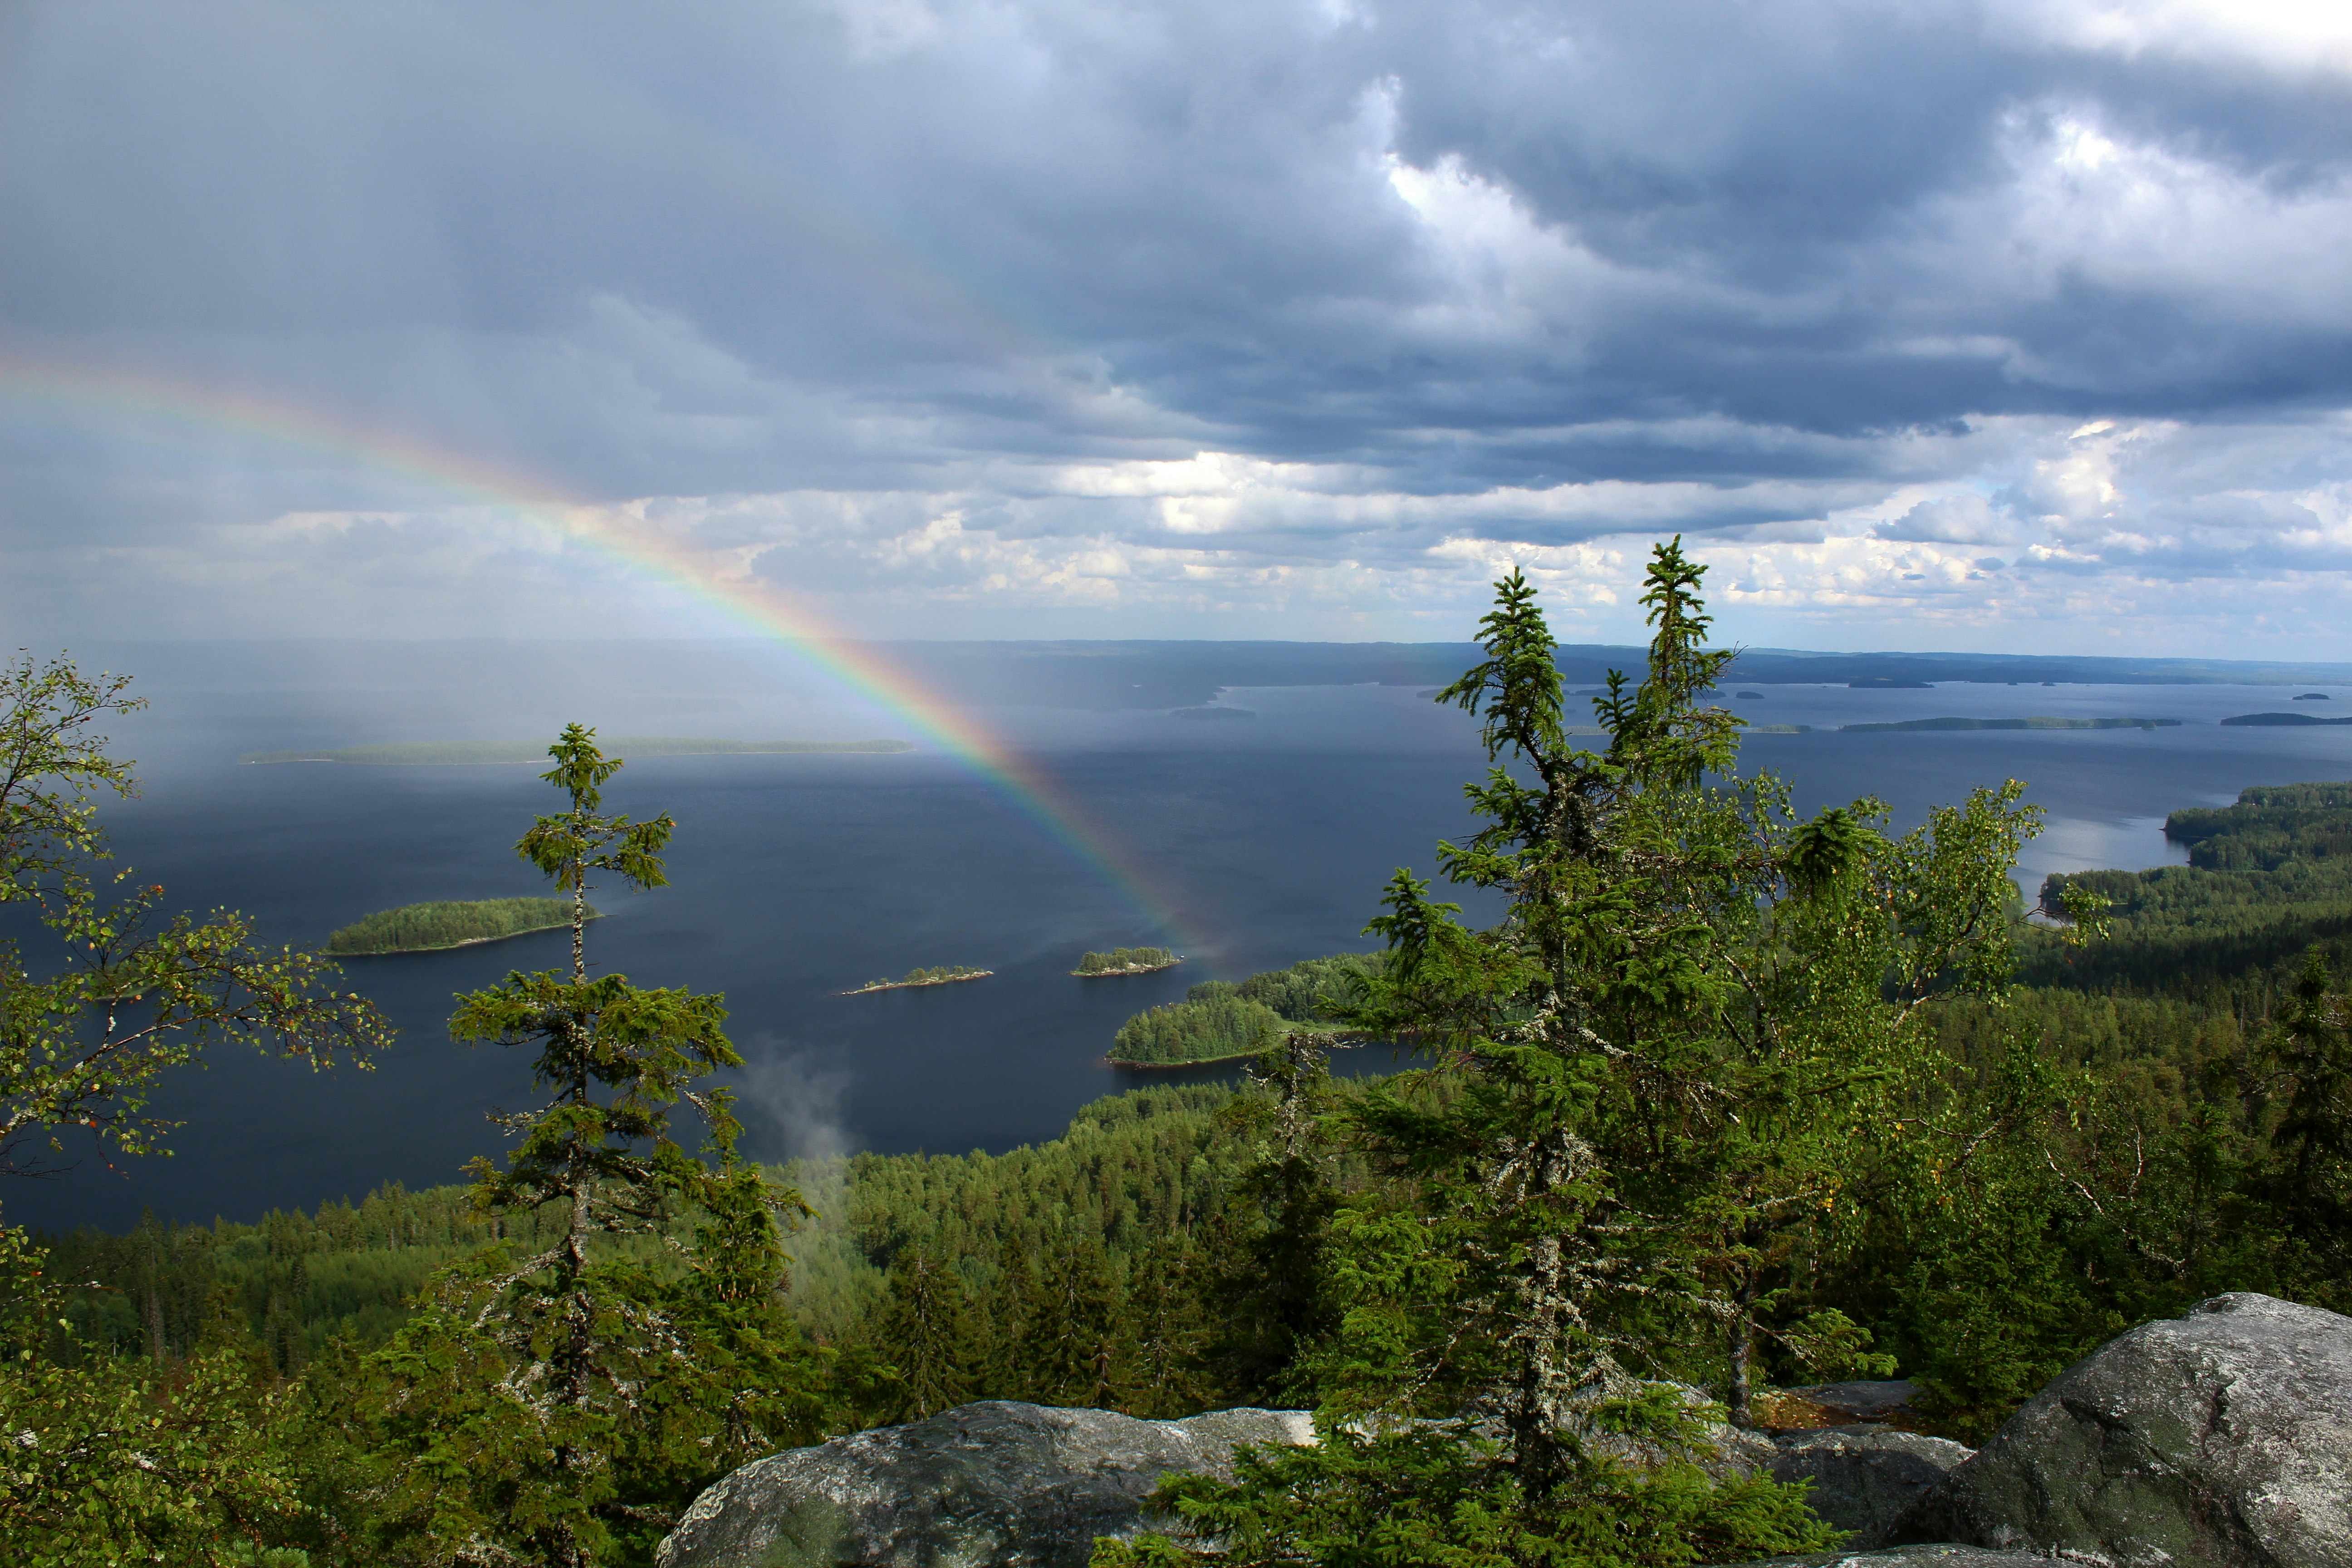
[517,721,676,982]
[361,726,822,1568]
[1110,539,2038,1568]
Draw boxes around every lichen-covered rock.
[655,1401,1314,1568]
[1770,1428,1974,1548]
[1890,1292,2352,1568]
[1721,1549,2053,1567]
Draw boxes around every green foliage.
[871,1250,977,1421]
[325,897,590,955]
[0,652,391,1561]
[1075,946,1179,975]
[2032,783,2352,995]
[1110,954,1382,1065]
[1,651,392,1180]
[1225,953,1383,1022]
[1111,993,1289,1065]
[358,727,827,1568]
[2165,781,2352,870]
[1095,1418,1835,1568]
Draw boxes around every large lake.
[14,652,2352,1234]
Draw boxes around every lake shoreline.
[332,914,594,957]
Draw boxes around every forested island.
[1840,715,2180,733]
[325,897,593,955]
[1072,945,1180,976]
[843,964,992,995]
[241,736,914,764]
[2221,711,2352,726]
[1106,953,1377,1065]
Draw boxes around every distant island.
[241,737,915,765]
[2221,712,2352,727]
[1840,716,2180,733]
[1171,706,1255,721]
[844,964,992,995]
[1073,946,1181,977]
[327,897,592,956]
[1107,953,1377,1066]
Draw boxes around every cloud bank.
[4,0,2351,652]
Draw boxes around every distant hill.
[242,737,914,764]
[862,640,2352,710]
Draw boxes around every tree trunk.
[1726,1272,1758,1430]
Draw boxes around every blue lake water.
[14,664,2352,1234]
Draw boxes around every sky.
[4,0,2352,655]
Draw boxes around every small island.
[327,897,593,956]
[843,964,992,995]
[1072,946,1181,977]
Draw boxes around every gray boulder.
[1891,1292,2352,1568]
[656,1401,1314,1568]
[1771,1428,1975,1548]
[1722,1551,2053,1567]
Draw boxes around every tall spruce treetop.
[365,727,805,1568]
[516,721,676,982]
[1317,540,2039,1504]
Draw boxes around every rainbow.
[0,350,1210,960]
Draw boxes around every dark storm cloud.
[3,0,2351,646]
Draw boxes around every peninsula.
[241,737,914,765]
[1072,946,1180,977]
[843,964,992,995]
[326,897,593,956]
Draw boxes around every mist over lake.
[15,641,2352,1235]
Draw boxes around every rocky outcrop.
[1725,1550,2053,1567]
[655,1401,1314,1568]
[1769,1428,1974,1548]
[1890,1292,2352,1567]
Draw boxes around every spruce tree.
[1108,539,2038,1566]
[874,1249,978,1421]
[362,726,816,1568]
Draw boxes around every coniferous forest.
[4,544,2348,1566]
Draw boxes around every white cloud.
[5,0,2352,654]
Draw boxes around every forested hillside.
[6,559,2349,1568]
